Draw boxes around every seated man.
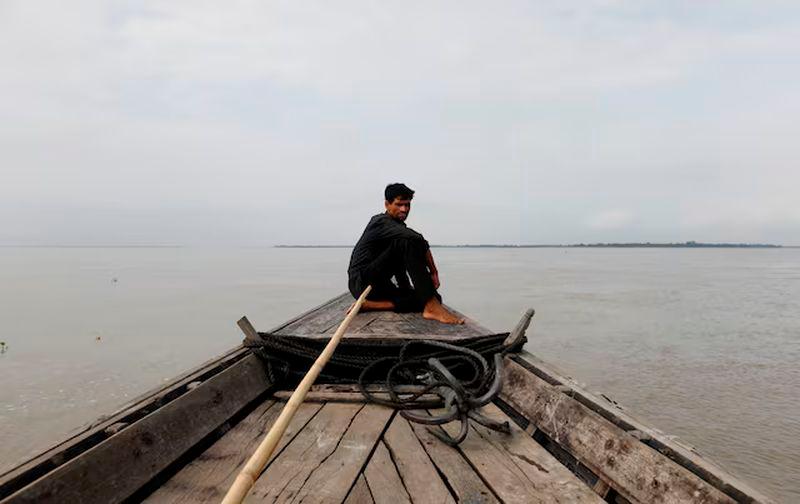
[348,183,463,324]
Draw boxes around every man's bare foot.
[423,297,464,324]
[347,299,395,314]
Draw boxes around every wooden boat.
[0,293,775,503]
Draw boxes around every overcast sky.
[2,1,799,246]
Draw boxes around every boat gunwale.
[0,346,253,499]
[506,352,776,504]
[0,292,350,494]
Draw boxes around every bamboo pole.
[221,285,372,504]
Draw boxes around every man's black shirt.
[347,213,436,311]
[348,213,429,279]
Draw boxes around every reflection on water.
[0,247,798,501]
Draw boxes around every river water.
[0,247,798,501]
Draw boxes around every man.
[348,183,464,324]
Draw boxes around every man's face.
[385,197,411,222]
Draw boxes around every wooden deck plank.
[342,475,374,504]
[245,402,363,502]
[264,294,347,334]
[464,404,603,504]
[273,295,352,336]
[301,333,496,342]
[382,416,455,504]
[143,401,323,503]
[454,403,603,504]
[288,404,394,503]
[269,292,496,341]
[333,311,382,334]
[408,421,499,503]
[400,308,487,336]
[353,317,419,335]
[272,390,440,404]
[3,354,271,504]
[362,442,412,504]
[500,358,737,504]
[246,403,393,503]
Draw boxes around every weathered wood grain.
[400,309,485,336]
[332,311,382,334]
[382,416,455,504]
[408,421,499,503]
[500,358,737,504]
[269,292,496,341]
[445,403,602,504]
[302,333,496,342]
[343,475,374,504]
[294,384,428,394]
[143,401,322,503]
[3,354,271,504]
[272,390,439,404]
[513,353,776,504]
[246,403,393,503]
[273,295,353,336]
[363,442,412,504]
[289,404,394,503]
[356,317,420,335]
[245,402,362,502]
[264,294,347,334]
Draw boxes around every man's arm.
[374,215,429,245]
[426,249,440,289]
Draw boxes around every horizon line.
[276,242,787,248]
[1,242,794,249]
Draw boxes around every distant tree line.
[569,241,781,248]
[276,241,782,248]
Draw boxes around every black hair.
[385,183,415,202]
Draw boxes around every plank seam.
[403,421,461,503]
[265,293,350,334]
[361,475,377,503]
[381,439,415,503]
[254,402,326,480]
[424,414,504,503]
[468,419,550,490]
[209,400,283,488]
[291,403,367,497]
[341,408,399,503]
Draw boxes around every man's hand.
[431,270,440,290]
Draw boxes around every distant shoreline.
[277,242,784,249]
[0,245,184,249]
[1,243,789,249]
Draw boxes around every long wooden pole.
[221,285,372,504]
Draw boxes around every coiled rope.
[244,309,534,445]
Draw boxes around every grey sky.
[2,1,799,246]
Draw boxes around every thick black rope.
[357,340,511,445]
[246,332,523,445]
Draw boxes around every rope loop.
[358,340,510,445]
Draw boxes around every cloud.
[586,210,634,230]
[5,1,797,116]
[1,1,799,245]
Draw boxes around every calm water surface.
[1,247,798,501]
